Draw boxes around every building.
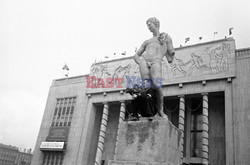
[17,149,33,165]
[0,143,19,165]
[31,38,250,165]
[0,143,33,165]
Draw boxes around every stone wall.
[109,118,182,165]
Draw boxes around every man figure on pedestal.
[133,17,175,118]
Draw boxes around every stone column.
[178,95,185,163]
[202,93,209,165]
[114,101,126,159]
[95,103,109,165]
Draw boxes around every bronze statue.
[133,17,175,118]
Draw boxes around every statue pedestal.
[108,117,182,165]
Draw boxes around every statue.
[133,17,175,118]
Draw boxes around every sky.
[0,0,250,151]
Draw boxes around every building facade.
[31,38,250,165]
[17,150,33,165]
[0,143,19,165]
[0,143,33,165]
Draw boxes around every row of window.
[51,97,76,127]
[0,150,18,160]
[0,160,17,165]
[42,97,77,165]
[0,154,17,160]
[42,152,64,165]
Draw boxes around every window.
[51,97,76,127]
[42,152,64,165]
[184,96,203,159]
[190,106,202,158]
[45,97,76,165]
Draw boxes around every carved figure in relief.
[216,43,230,72]
[133,17,175,118]
[134,65,140,74]
[206,47,219,74]
[184,53,207,75]
[206,43,230,74]
[112,64,131,80]
[91,64,111,84]
[91,64,111,78]
[169,56,187,76]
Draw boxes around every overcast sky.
[0,0,250,150]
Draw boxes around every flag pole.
[62,63,70,78]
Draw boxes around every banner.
[46,126,69,141]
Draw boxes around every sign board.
[40,142,65,151]
[46,127,69,141]
[86,38,236,94]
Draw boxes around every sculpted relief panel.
[162,40,235,84]
[87,59,140,92]
[86,39,235,93]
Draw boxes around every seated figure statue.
[125,84,158,121]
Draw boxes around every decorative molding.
[227,77,232,83]
[179,83,183,88]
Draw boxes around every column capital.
[103,102,109,105]
[201,92,209,96]
[178,95,185,98]
[119,100,125,103]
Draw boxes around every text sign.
[40,142,64,150]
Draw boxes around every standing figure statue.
[133,17,175,118]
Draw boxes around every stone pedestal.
[109,118,182,165]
